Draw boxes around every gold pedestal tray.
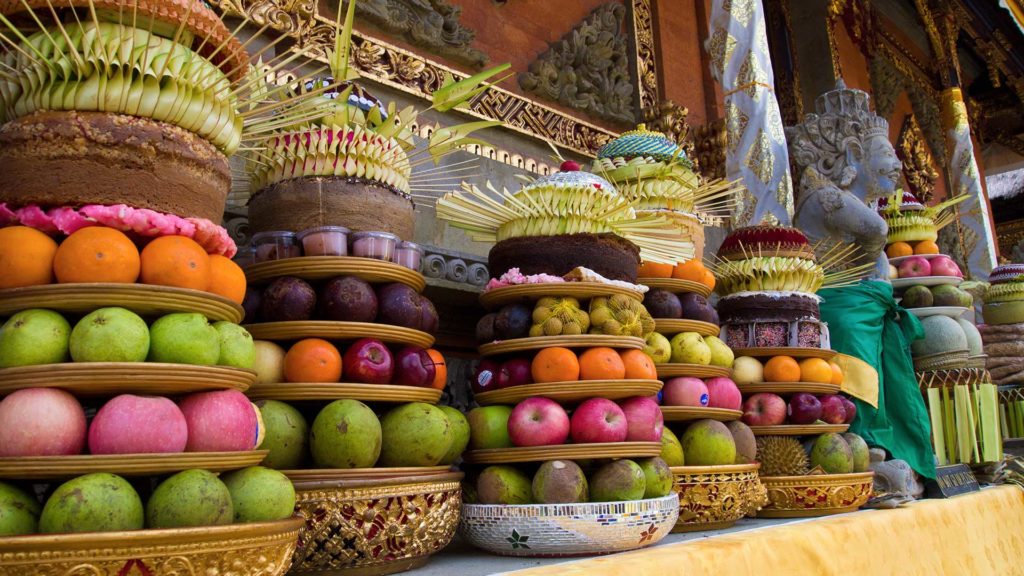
[244,321,434,348]
[479,335,645,357]
[655,364,731,379]
[0,517,303,576]
[737,381,841,395]
[244,256,425,291]
[247,382,442,403]
[284,466,452,482]
[638,278,712,297]
[670,463,766,533]
[731,347,837,360]
[0,363,255,397]
[661,406,742,422]
[480,282,643,309]
[653,319,720,337]
[749,424,850,436]
[0,450,269,480]
[288,472,462,576]
[462,442,661,464]
[0,283,244,322]
[758,472,874,518]
[473,379,662,406]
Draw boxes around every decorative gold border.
[214,0,661,156]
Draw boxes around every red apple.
[898,256,932,278]
[662,377,708,407]
[0,388,86,456]
[393,346,436,387]
[178,390,258,452]
[930,255,962,278]
[88,395,187,454]
[507,397,570,447]
[818,394,848,424]
[570,398,628,443]
[705,377,742,410]
[619,396,663,441]
[741,393,786,426]
[786,393,822,425]
[497,358,533,389]
[343,338,394,384]
[840,396,857,424]
[472,359,500,394]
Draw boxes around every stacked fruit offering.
[981,264,1024,384]
[460,279,677,555]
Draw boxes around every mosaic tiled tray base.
[758,472,874,518]
[459,494,679,557]
[288,472,462,576]
[670,463,766,532]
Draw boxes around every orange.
[140,235,211,291]
[799,358,834,384]
[284,338,342,383]
[207,255,247,304]
[53,226,140,284]
[619,349,657,380]
[531,347,580,383]
[886,242,913,258]
[638,261,674,278]
[914,240,940,255]
[0,226,58,288]
[829,361,844,385]
[426,349,447,390]
[763,355,800,383]
[579,347,627,380]
[673,259,715,290]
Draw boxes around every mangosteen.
[494,304,532,340]
[476,313,498,342]
[643,288,683,319]
[320,276,378,322]
[242,286,262,323]
[679,293,718,324]
[261,276,316,321]
[418,296,439,335]
[377,283,425,330]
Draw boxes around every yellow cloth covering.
[507,486,1024,576]
[834,352,879,408]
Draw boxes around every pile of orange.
[638,259,716,290]
[764,355,843,385]
[886,240,939,258]
[531,347,657,383]
[0,225,247,304]
[284,338,343,383]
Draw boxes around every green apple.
[213,321,256,369]
[643,332,672,364]
[148,313,220,365]
[669,332,710,365]
[704,335,734,368]
[70,307,149,362]
[0,309,70,367]
[466,405,513,450]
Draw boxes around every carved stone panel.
[353,0,489,68]
[518,3,636,124]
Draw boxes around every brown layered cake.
[0,0,246,223]
[713,225,830,349]
[438,161,688,284]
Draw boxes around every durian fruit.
[589,295,656,338]
[530,297,590,336]
[755,436,810,476]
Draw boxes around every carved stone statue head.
[787,81,902,204]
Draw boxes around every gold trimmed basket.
[669,463,766,532]
[288,472,463,576]
[0,517,303,576]
[757,471,874,518]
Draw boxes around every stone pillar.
[705,0,795,226]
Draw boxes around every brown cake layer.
[0,0,248,81]
[248,176,415,240]
[0,111,230,222]
[489,233,641,283]
[718,292,821,324]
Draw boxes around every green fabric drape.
[818,280,936,479]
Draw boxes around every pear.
[70,307,149,362]
[0,309,70,367]
[148,313,220,365]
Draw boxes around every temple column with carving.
[705,0,795,226]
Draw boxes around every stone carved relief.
[353,0,489,68]
[693,119,728,181]
[896,114,939,204]
[518,3,635,124]
[642,100,696,165]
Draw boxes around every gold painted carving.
[761,474,874,514]
[997,219,1024,261]
[671,466,767,529]
[897,114,939,203]
[631,0,658,114]
[518,3,635,124]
